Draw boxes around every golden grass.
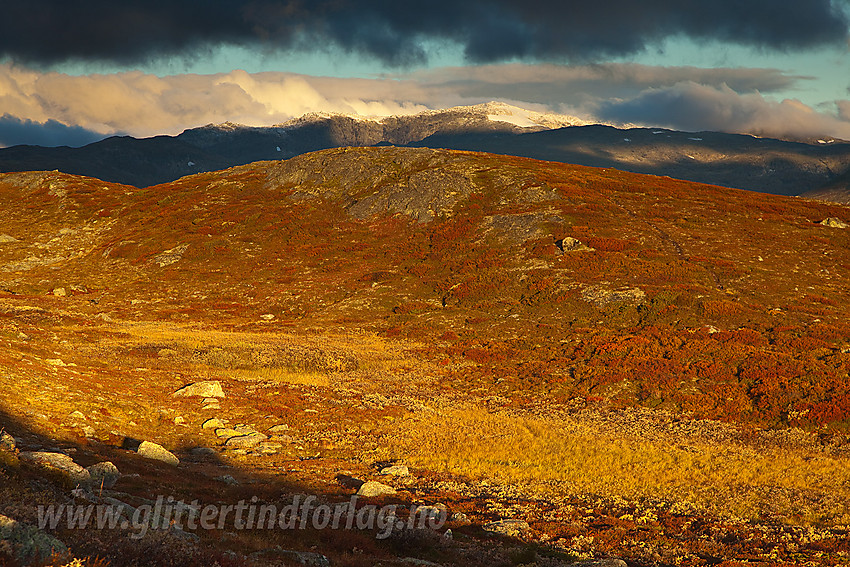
[219,367,331,388]
[386,405,850,526]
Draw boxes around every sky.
[1,0,850,147]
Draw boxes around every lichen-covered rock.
[0,513,68,565]
[86,461,120,489]
[18,451,91,486]
[137,441,179,466]
[356,480,396,498]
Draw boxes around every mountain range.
[2,102,849,200]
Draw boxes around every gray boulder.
[0,514,68,565]
[18,451,91,486]
[86,461,120,489]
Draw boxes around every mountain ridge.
[2,102,850,199]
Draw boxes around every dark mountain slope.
[1,105,849,195]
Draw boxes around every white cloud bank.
[1,62,849,146]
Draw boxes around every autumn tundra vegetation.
[0,147,849,566]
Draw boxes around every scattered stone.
[202,402,221,410]
[86,461,120,489]
[172,381,225,398]
[216,474,240,485]
[234,424,260,435]
[574,560,628,567]
[582,285,645,307]
[215,428,242,438]
[250,547,330,567]
[173,416,187,426]
[380,464,410,477]
[260,313,275,320]
[0,514,69,565]
[451,512,471,525]
[268,424,290,433]
[401,558,443,567]
[101,497,137,520]
[0,431,15,452]
[413,503,448,522]
[45,358,67,366]
[16,332,28,340]
[483,519,530,538]
[257,441,283,454]
[202,418,226,430]
[189,447,216,457]
[336,474,364,490]
[52,287,67,297]
[820,217,848,228]
[153,243,189,267]
[137,441,179,466]
[202,397,220,404]
[356,480,397,498]
[19,451,91,486]
[69,410,86,420]
[555,236,593,252]
[224,433,268,449]
[0,234,19,243]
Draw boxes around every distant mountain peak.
[267,101,589,131]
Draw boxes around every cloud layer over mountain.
[2,61,849,147]
[1,0,847,66]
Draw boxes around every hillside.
[1,148,850,566]
[1,103,849,199]
[800,169,850,204]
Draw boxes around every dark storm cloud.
[0,115,106,147]
[0,0,848,66]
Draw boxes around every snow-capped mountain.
[0,102,849,200]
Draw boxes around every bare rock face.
[172,381,225,398]
[137,441,180,466]
[267,148,482,222]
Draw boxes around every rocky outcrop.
[173,381,225,398]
